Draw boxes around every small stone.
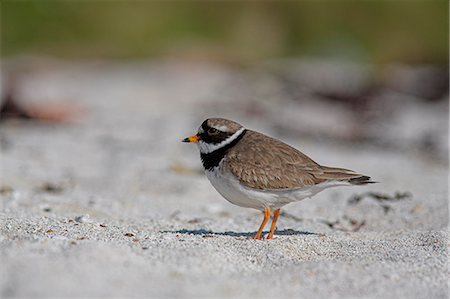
[0,186,13,194]
[187,218,201,224]
[74,215,90,223]
[39,182,65,194]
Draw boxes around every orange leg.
[267,208,280,240]
[253,207,271,240]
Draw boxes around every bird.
[182,118,375,240]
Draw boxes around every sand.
[1,59,448,298]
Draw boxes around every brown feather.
[224,130,370,190]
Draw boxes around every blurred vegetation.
[2,1,448,65]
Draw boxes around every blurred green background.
[2,1,449,65]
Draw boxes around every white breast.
[205,163,339,211]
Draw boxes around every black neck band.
[200,129,246,171]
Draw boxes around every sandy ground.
[1,60,448,298]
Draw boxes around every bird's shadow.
[161,228,321,238]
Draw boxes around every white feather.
[205,161,350,211]
[197,127,245,154]
[211,125,229,132]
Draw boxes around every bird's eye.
[208,128,219,135]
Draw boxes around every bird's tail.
[318,166,377,185]
[348,175,377,185]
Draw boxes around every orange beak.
[182,134,200,143]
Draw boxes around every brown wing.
[225,130,368,190]
[225,130,324,190]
